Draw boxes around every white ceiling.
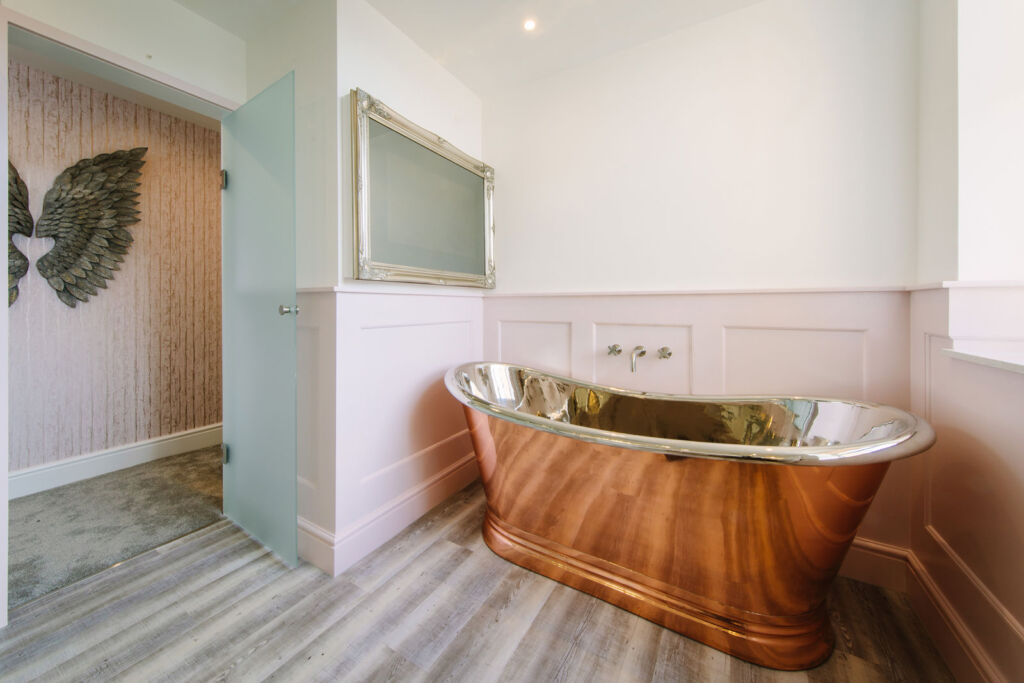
[173,0,304,41]
[174,0,766,94]
[363,0,767,94]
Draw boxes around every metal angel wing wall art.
[7,147,147,307]
[8,161,33,305]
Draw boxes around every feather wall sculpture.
[7,147,147,308]
[8,162,33,305]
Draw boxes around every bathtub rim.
[445,361,936,466]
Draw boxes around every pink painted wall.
[7,60,222,470]
[484,290,913,550]
[908,288,1024,682]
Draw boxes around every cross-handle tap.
[630,345,647,373]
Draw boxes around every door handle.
[278,304,300,316]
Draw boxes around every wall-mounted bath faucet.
[607,343,671,372]
[630,345,646,373]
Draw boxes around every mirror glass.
[368,119,485,275]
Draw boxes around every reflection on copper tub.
[445,362,935,671]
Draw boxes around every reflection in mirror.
[368,119,485,275]
[352,88,494,287]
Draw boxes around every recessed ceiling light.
[523,18,537,31]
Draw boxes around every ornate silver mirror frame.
[352,88,495,288]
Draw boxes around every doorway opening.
[6,25,228,610]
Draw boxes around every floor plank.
[424,567,557,682]
[0,482,956,683]
[116,564,328,683]
[1,534,266,680]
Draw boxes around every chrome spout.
[630,345,646,373]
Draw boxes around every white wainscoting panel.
[274,285,1023,682]
[722,326,866,398]
[498,320,572,374]
[593,323,692,392]
[906,289,1024,682]
[485,291,909,402]
[295,291,337,572]
[327,291,483,574]
[297,313,321,519]
[345,318,476,485]
[484,291,913,556]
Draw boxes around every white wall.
[910,30,1024,679]
[916,0,958,284]
[957,0,1024,282]
[0,0,246,104]
[241,0,343,569]
[247,0,340,290]
[283,0,486,574]
[338,0,482,284]
[483,0,918,294]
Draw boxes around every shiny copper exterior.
[448,362,935,669]
[465,407,890,670]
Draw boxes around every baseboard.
[842,536,911,592]
[8,424,223,499]
[297,516,337,575]
[841,536,999,683]
[297,452,479,576]
[905,552,1002,683]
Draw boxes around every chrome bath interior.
[445,362,936,465]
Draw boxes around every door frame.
[0,7,243,629]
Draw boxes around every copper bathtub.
[444,362,935,670]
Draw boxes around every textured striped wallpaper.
[8,60,222,471]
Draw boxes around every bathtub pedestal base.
[483,509,834,671]
[462,403,895,672]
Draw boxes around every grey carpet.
[8,446,223,609]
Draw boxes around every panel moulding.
[844,535,1002,682]
[497,320,573,375]
[906,545,1005,682]
[925,524,1024,642]
[591,322,694,393]
[359,429,471,485]
[720,326,867,398]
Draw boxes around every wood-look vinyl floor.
[0,483,954,682]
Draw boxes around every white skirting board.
[844,536,998,683]
[841,536,912,593]
[8,423,223,499]
[298,452,479,576]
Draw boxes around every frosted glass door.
[221,73,297,565]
